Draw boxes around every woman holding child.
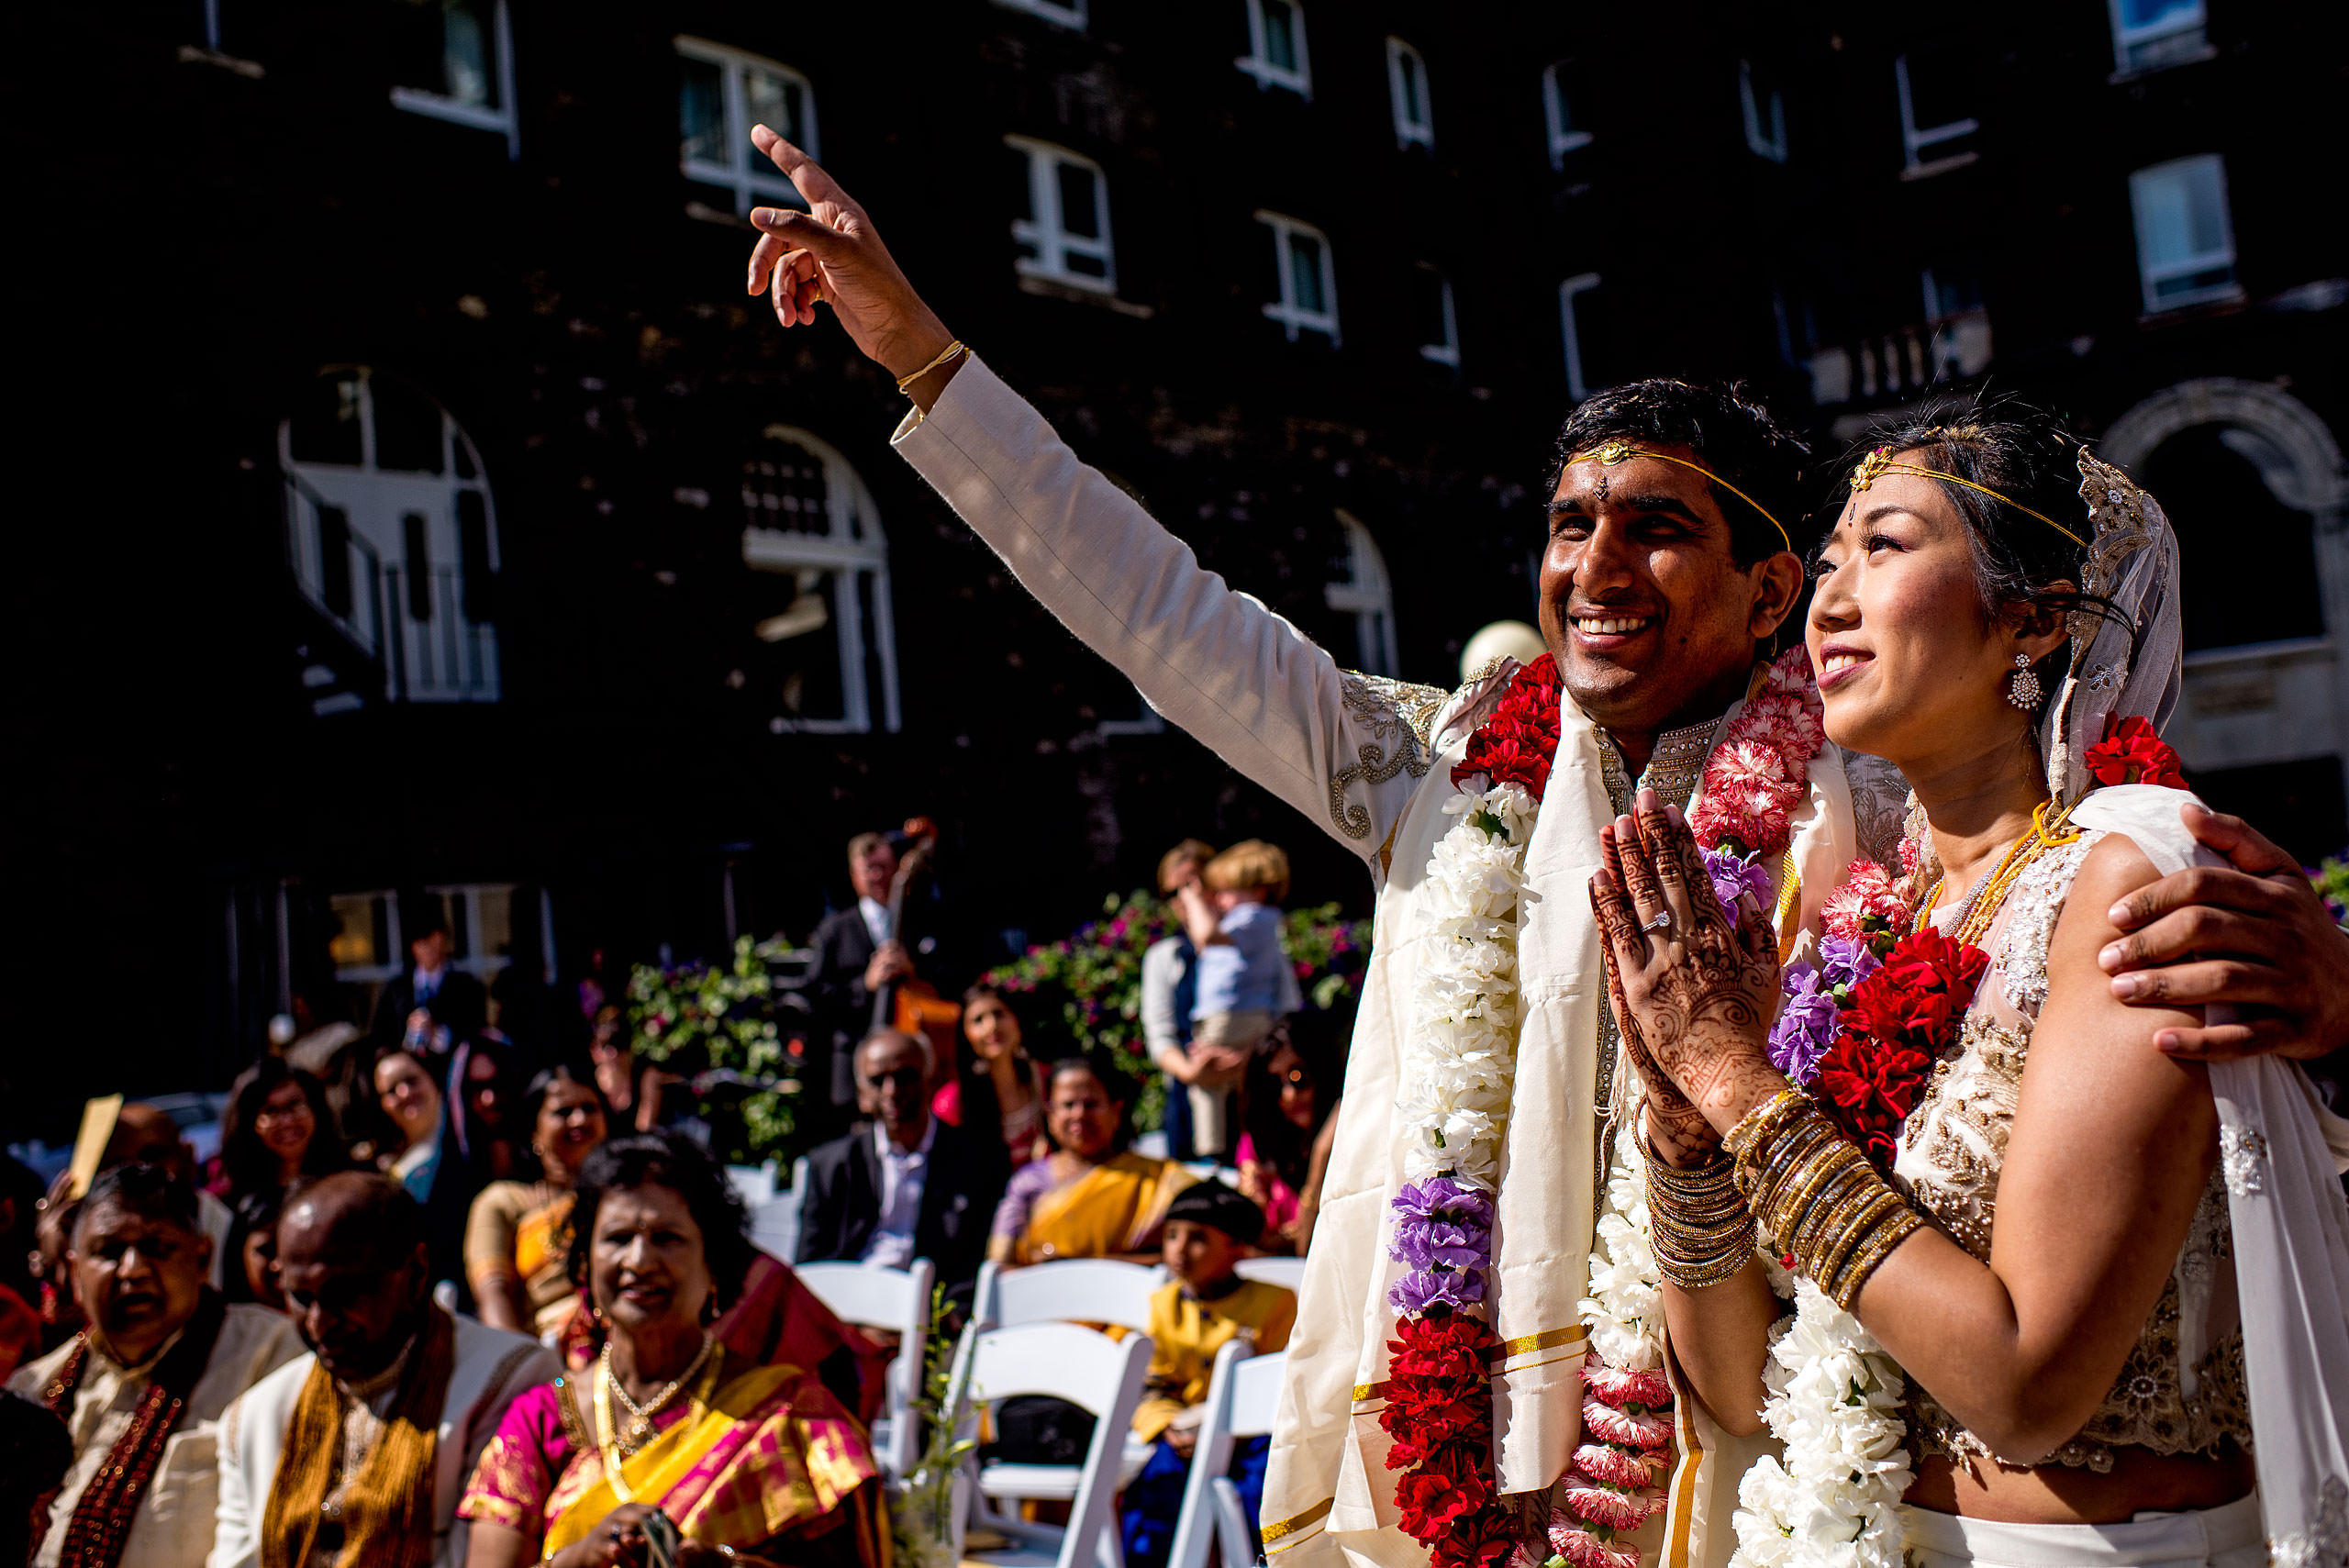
[1595,407,2349,1566]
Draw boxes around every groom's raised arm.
[742,131,1445,868]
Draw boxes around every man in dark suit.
[796,1029,1008,1296]
[805,830,940,1139]
[367,901,489,1073]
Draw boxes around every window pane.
[457,489,495,622]
[1549,66,1577,135]
[745,440,831,536]
[373,378,445,473]
[743,69,800,153]
[1904,50,1970,132]
[1064,250,1108,278]
[2120,0,2200,29]
[329,894,388,969]
[318,506,354,618]
[1289,233,1325,314]
[681,55,728,166]
[441,1,494,108]
[289,374,365,466]
[1399,52,1422,121]
[404,512,433,620]
[474,885,513,963]
[1416,271,1451,346]
[1056,162,1100,239]
[1264,1,1297,72]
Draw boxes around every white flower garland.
[1578,1084,1664,1372]
[1398,783,1539,1187]
[1730,1281,1912,1568]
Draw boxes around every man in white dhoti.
[729,134,2349,1568]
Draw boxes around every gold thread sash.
[1351,1324,1592,1403]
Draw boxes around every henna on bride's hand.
[1592,873,1715,1150]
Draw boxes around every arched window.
[1327,510,1400,675]
[281,368,500,705]
[740,426,901,734]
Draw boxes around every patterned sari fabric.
[1012,1152,1193,1264]
[457,1362,883,1562]
[463,1183,580,1340]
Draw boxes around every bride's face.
[1806,457,2049,769]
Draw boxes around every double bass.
[868,816,965,1071]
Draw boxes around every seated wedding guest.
[1141,840,1216,1161]
[219,1188,284,1312]
[458,1132,889,1568]
[797,1029,1009,1296]
[584,1005,637,1126]
[1120,1185,1295,1568]
[8,1163,302,1568]
[105,1100,237,1289]
[31,1174,83,1349]
[217,1059,347,1209]
[465,1063,608,1339]
[375,1045,447,1196]
[1172,840,1293,1161]
[936,984,1047,1165]
[3,1391,73,1566]
[212,1173,556,1568]
[989,1055,1194,1266]
[1236,1018,1344,1255]
[448,1035,527,1187]
[0,1154,43,1378]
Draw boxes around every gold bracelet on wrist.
[896,339,969,394]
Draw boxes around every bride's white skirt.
[1899,1492,2264,1567]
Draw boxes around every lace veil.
[2058,451,2349,1565]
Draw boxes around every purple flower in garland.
[1388,1265,1488,1315]
[1389,1218,1489,1273]
[1391,1176,1495,1234]
[1767,962,1841,1085]
[1817,931,1882,991]
[1699,845,1774,919]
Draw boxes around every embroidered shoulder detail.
[2220,1125,2268,1196]
[1996,831,2105,1014]
[1328,670,1442,840]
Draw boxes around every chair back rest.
[795,1259,933,1335]
[966,1320,1149,1416]
[1224,1347,1286,1439]
[978,1257,1163,1333]
[726,1162,777,1209]
[748,1155,809,1262]
[1233,1255,1305,1294]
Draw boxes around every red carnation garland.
[2084,713,2188,789]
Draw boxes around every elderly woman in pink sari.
[461,1133,885,1568]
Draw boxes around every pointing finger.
[751,126,860,215]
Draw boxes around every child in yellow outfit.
[1121,1184,1294,1568]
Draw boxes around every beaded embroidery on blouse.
[1891,831,2253,1473]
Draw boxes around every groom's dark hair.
[1546,380,1810,566]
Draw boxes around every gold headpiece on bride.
[1567,439,1793,554]
[1846,445,2088,548]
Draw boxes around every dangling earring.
[2006,652,2043,709]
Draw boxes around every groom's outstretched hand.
[741,128,962,406]
[2100,800,2349,1065]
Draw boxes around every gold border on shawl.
[1662,1340,1705,1568]
[1261,1496,1334,1546]
[1351,1382,1388,1405]
[1496,1324,1589,1359]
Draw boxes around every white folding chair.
[1167,1345,1287,1568]
[1232,1256,1305,1294]
[794,1258,936,1480]
[726,1162,777,1210]
[950,1321,1152,1568]
[974,1257,1165,1334]
[749,1154,808,1262]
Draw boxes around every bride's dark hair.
[1840,394,2128,705]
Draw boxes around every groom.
[735,135,2349,1568]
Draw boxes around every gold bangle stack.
[1723,1090,1920,1311]
[1645,1136,1756,1291]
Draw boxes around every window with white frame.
[1415,264,1459,369]
[995,0,1087,28]
[1258,212,1340,345]
[740,426,901,734]
[1386,38,1432,150]
[1559,272,1603,400]
[391,0,518,159]
[2110,0,2208,72]
[1895,51,1976,176]
[1007,137,1116,294]
[1237,0,1310,97]
[2130,155,2240,312]
[1328,511,1400,676]
[677,37,818,217]
[1542,60,1593,168]
[282,368,501,706]
[1740,60,1787,161]
[329,884,516,984]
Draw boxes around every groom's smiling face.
[1540,446,1789,736]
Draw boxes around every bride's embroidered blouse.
[1891,829,2253,1473]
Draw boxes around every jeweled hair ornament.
[1847,445,2088,548]
[1568,439,1794,555]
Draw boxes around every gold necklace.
[600,1332,717,1442]
[595,1339,722,1503]
[1916,798,2083,946]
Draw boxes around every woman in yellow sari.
[988,1055,1195,1266]
[465,1063,608,1337]
[461,1130,885,1568]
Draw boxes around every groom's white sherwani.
[892,358,1879,1568]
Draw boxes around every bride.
[1594,406,2349,1566]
